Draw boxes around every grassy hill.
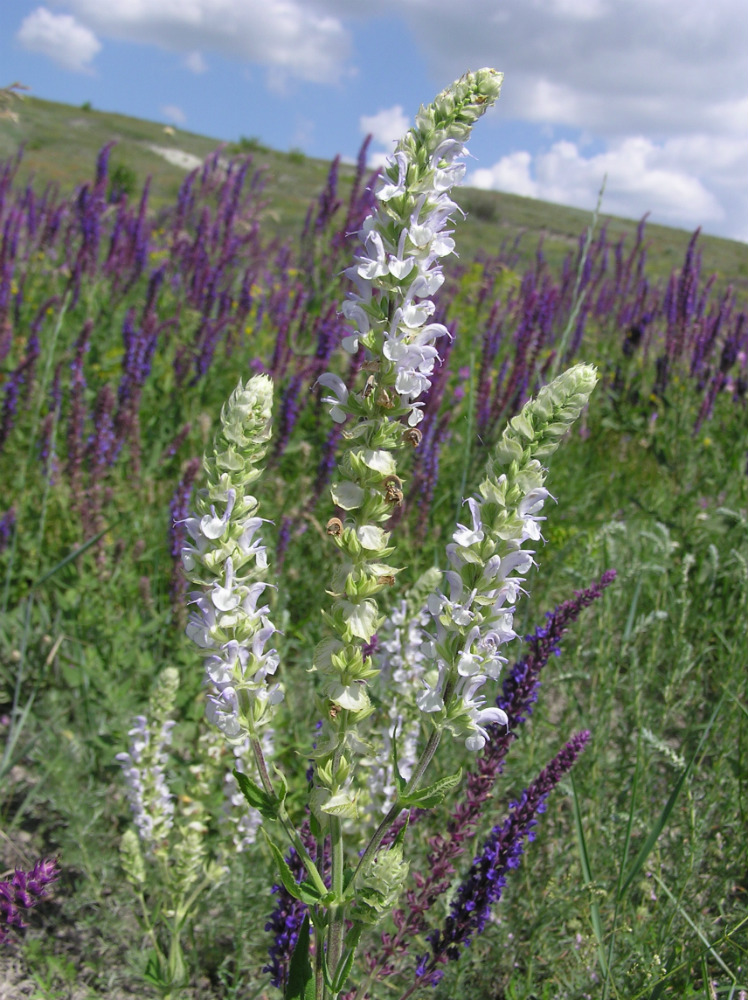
[1,93,747,295]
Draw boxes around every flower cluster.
[311,70,504,819]
[366,569,442,814]
[1,857,60,945]
[418,364,599,750]
[320,68,503,429]
[182,375,282,744]
[357,573,615,996]
[116,667,179,854]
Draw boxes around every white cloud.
[372,0,747,141]
[359,104,410,161]
[17,6,101,73]
[321,0,747,239]
[467,133,748,237]
[546,0,607,19]
[472,151,536,198]
[161,104,186,125]
[59,0,350,85]
[183,50,207,73]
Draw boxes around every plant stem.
[324,815,345,998]
[549,176,606,379]
[352,728,442,889]
[250,736,328,897]
[315,923,326,1000]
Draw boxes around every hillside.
[1,93,746,293]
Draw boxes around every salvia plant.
[114,67,607,999]
[117,667,231,995]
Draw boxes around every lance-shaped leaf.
[285,914,315,1000]
[263,832,325,906]
[232,768,278,820]
[400,768,463,809]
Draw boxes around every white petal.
[388,257,414,279]
[465,732,487,752]
[331,480,365,509]
[327,681,370,712]
[340,598,378,640]
[477,706,508,728]
[316,373,349,401]
[361,449,396,475]
[357,525,387,550]
[417,687,444,713]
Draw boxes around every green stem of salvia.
[315,925,326,1000]
[549,174,606,379]
[325,815,346,998]
[352,728,442,891]
[136,888,167,971]
[250,736,328,897]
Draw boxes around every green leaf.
[571,771,609,984]
[29,523,116,591]
[331,924,364,994]
[298,880,325,903]
[342,866,356,893]
[285,915,315,1000]
[263,833,323,906]
[400,768,462,809]
[142,950,166,989]
[272,764,289,802]
[308,808,323,841]
[232,768,278,820]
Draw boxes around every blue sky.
[2,0,747,242]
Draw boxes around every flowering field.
[1,72,747,999]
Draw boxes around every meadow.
[1,77,747,1000]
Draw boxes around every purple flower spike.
[426,730,591,973]
[169,457,202,622]
[0,857,60,946]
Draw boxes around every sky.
[2,0,747,243]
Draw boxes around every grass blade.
[571,770,610,984]
[604,735,643,986]
[653,873,737,983]
[29,524,115,591]
[619,695,724,900]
